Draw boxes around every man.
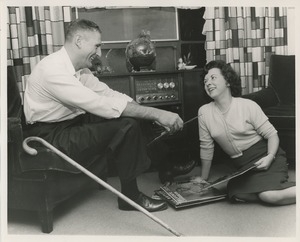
[24,19,184,212]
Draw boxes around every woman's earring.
[227,83,230,87]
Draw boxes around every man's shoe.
[172,159,197,176]
[118,193,168,212]
[158,170,174,184]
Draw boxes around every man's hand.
[122,102,183,134]
[155,110,183,134]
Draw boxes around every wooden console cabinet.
[96,69,209,161]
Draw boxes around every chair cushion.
[20,148,83,174]
[19,144,107,174]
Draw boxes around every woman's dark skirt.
[227,139,295,199]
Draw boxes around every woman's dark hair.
[65,19,102,41]
[203,60,242,97]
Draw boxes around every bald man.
[24,19,184,212]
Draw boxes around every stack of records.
[155,164,256,209]
[155,177,227,209]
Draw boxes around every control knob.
[163,82,169,89]
[157,83,163,89]
[169,82,175,88]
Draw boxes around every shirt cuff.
[110,98,129,117]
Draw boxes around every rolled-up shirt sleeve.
[79,71,133,102]
[44,71,130,119]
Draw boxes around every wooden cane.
[23,136,182,237]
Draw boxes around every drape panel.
[203,7,288,94]
[7,6,72,101]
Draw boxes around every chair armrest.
[8,117,24,175]
[242,87,279,109]
[8,117,81,174]
[8,117,23,149]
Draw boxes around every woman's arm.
[249,101,279,170]
[200,158,212,180]
[197,107,214,182]
[190,158,212,184]
[255,134,279,170]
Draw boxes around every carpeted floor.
[7,164,297,241]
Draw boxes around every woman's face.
[204,67,230,99]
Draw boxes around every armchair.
[243,55,295,166]
[7,66,108,233]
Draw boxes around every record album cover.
[156,164,256,209]
[156,178,227,209]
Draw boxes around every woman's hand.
[254,154,274,170]
[190,176,210,185]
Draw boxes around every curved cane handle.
[23,136,49,156]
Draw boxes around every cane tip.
[172,231,183,237]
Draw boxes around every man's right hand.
[121,102,183,134]
[155,110,183,134]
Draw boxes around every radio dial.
[171,95,176,99]
[157,83,163,89]
[153,95,158,100]
[146,96,151,101]
[169,82,175,88]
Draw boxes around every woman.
[195,60,295,205]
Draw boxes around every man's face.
[79,30,102,69]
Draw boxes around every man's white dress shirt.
[24,47,132,124]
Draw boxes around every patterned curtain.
[7,6,73,101]
[203,7,288,94]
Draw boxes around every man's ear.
[74,34,82,48]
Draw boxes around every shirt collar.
[59,46,77,76]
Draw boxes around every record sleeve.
[201,164,256,191]
[156,164,256,209]
[156,178,227,209]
